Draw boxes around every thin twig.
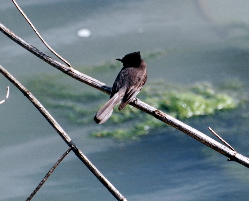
[0,23,109,94]
[0,65,127,201]
[11,0,71,67]
[1,23,249,168]
[208,127,236,152]
[0,86,9,104]
[26,147,72,201]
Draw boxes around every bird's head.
[116,51,142,67]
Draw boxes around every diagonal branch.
[208,127,236,152]
[26,148,72,201]
[0,23,108,93]
[0,64,127,201]
[11,0,71,67]
[1,22,249,168]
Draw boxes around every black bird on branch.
[94,51,147,124]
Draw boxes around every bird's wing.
[111,67,128,97]
[112,67,147,110]
[118,87,140,110]
[118,68,147,110]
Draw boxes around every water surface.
[1,1,249,200]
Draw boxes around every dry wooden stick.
[11,0,71,67]
[0,23,109,93]
[0,65,127,201]
[1,23,249,168]
[208,127,236,152]
[26,148,72,201]
[0,86,9,104]
[1,23,249,167]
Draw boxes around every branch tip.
[12,0,71,67]
[208,127,236,152]
[0,86,10,104]
[26,147,72,201]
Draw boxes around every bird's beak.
[116,58,122,61]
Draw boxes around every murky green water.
[1,0,249,200]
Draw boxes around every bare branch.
[0,23,107,93]
[0,86,9,104]
[0,65,127,201]
[11,0,71,67]
[26,148,72,201]
[208,127,236,152]
[1,23,248,168]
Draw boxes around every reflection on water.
[1,0,249,200]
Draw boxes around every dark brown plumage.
[94,51,147,124]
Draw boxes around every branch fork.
[208,127,237,161]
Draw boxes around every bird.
[94,51,147,124]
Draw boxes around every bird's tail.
[94,93,122,124]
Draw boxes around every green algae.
[158,84,237,119]
[92,82,238,139]
[26,51,240,140]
